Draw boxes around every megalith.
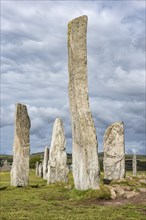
[43,146,49,179]
[47,118,68,184]
[38,162,43,177]
[0,160,11,172]
[132,154,137,176]
[68,15,100,190]
[103,122,125,181]
[11,103,30,187]
[35,161,39,176]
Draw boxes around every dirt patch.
[81,192,146,206]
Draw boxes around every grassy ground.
[0,171,146,220]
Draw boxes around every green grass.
[0,171,146,220]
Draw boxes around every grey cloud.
[1,1,145,155]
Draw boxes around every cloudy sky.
[1,0,145,155]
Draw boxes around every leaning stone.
[43,146,49,180]
[11,103,30,187]
[47,118,69,184]
[103,122,125,181]
[68,15,100,190]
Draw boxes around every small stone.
[115,186,125,197]
[137,188,146,193]
[122,186,132,191]
[64,185,72,189]
[139,179,146,184]
[116,178,127,183]
[124,191,138,199]
[110,189,117,199]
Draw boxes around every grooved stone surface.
[11,103,30,187]
[47,118,68,184]
[68,15,100,190]
[103,122,125,180]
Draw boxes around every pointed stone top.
[54,118,63,125]
[105,122,124,130]
[104,122,124,143]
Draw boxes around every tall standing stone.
[43,146,49,179]
[38,162,43,177]
[47,118,68,184]
[68,15,100,190]
[35,161,39,176]
[132,154,137,176]
[103,122,125,181]
[11,103,30,187]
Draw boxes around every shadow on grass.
[0,186,8,191]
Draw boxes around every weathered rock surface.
[139,179,146,184]
[47,118,68,184]
[11,103,30,187]
[107,185,140,200]
[138,188,146,193]
[0,160,11,172]
[110,189,117,199]
[35,161,39,176]
[124,191,139,199]
[103,122,125,181]
[38,163,43,177]
[132,154,137,176]
[43,146,49,179]
[68,15,100,190]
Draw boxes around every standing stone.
[0,160,11,172]
[38,162,43,177]
[47,118,68,184]
[103,122,125,181]
[35,161,39,176]
[11,103,30,187]
[68,15,100,190]
[132,154,137,176]
[43,146,49,179]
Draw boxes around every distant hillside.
[0,152,146,171]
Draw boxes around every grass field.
[0,170,146,220]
